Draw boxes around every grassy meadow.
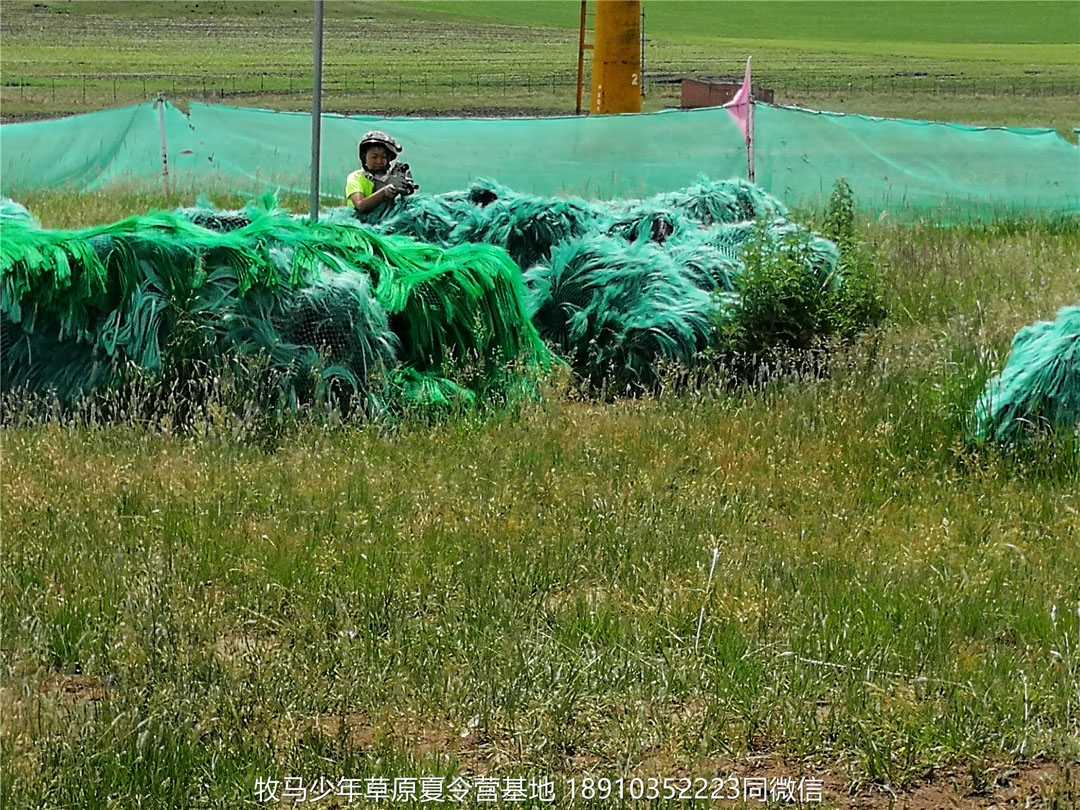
[2,193,1080,808]
[1,1,1078,136]
[3,2,1080,808]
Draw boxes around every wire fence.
[2,69,1076,109]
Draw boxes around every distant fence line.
[2,70,1076,106]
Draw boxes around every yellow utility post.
[589,0,642,114]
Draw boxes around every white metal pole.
[747,91,756,184]
[155,93,170,195]
[310,0,325,221]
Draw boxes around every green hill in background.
[403,0,1080,45]
[3,0,1077,135]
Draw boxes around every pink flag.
[725,56,753,145]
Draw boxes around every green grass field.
[408,1,1080,44]
[3,195,1080,808]
[3,2,1080,808]
[2,1,1078,136]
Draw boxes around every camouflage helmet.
[358,130,402,162]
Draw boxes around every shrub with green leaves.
[717,179,886,360]
[821,178,889,340]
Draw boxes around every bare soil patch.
[212,628,279,664]
[39,672,107,702]
[269,710,1078,809]
[688,756,1078,809]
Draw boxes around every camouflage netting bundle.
[352,177,855,389]
[523,235,717,390]
[2,177,882,412]
[973,306,1080,444]
[1,198,551,411]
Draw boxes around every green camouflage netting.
[973,306,1080,444]
[2,178,879,413]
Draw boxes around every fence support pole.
[310,0,325,222]
[155,93,171,195]
[576,0,588,114]
[747,96,756,184]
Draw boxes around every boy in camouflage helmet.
[346,130,407,215]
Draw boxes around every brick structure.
[681,78,774,108]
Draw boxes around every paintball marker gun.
[383,162,420,196]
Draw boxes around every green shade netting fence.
[973,306,1080,444]
[752,104,1078,219]
[2,101,1077,220]
[3,177,866,409]
[0,103,179,191]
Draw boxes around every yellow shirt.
[345,170,375,201]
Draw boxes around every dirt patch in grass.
[295,713,378,751]
[271,710,1078,808]
[211,628,279,664]
[878,760,1078,810]
[39,672,107,702]
[698,756,1074,809]
[2,670,108,758]
[602,747,1079,809]
[278,712,493,772]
